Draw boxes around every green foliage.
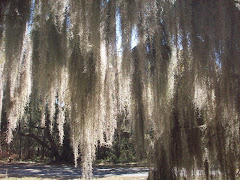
[96,129,136,164]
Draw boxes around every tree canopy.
[0,0,240,179]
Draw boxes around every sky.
[116,8,138,57]
[27,0,138,57]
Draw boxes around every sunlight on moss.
[0,0,240,179]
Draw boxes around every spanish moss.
[0,0,239,179]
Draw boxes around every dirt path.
[0,162,148,179]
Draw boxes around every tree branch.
[19,132,51,151]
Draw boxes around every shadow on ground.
[0,162,149,179]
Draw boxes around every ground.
[0,162,148,179]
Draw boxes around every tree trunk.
[41,128,45,159]
[45,112,61,162]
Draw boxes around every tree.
[1,96,73,163]
[0,0,240,179]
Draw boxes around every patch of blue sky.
[131,25,138,49]
[66,14,70,30]
[101,0,109,9]
[170,35,176,46]
[197,35,204,42]
[27,0,36,35]
[215,49,222,68]
[186,32,191,49]
[170,34,183,50]
[65,3,71,31]
[177,33,183,50]
[116,8,138,57]
[56,98,65,108]
[116,8,122,57]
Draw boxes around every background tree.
[0,0,240,179]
